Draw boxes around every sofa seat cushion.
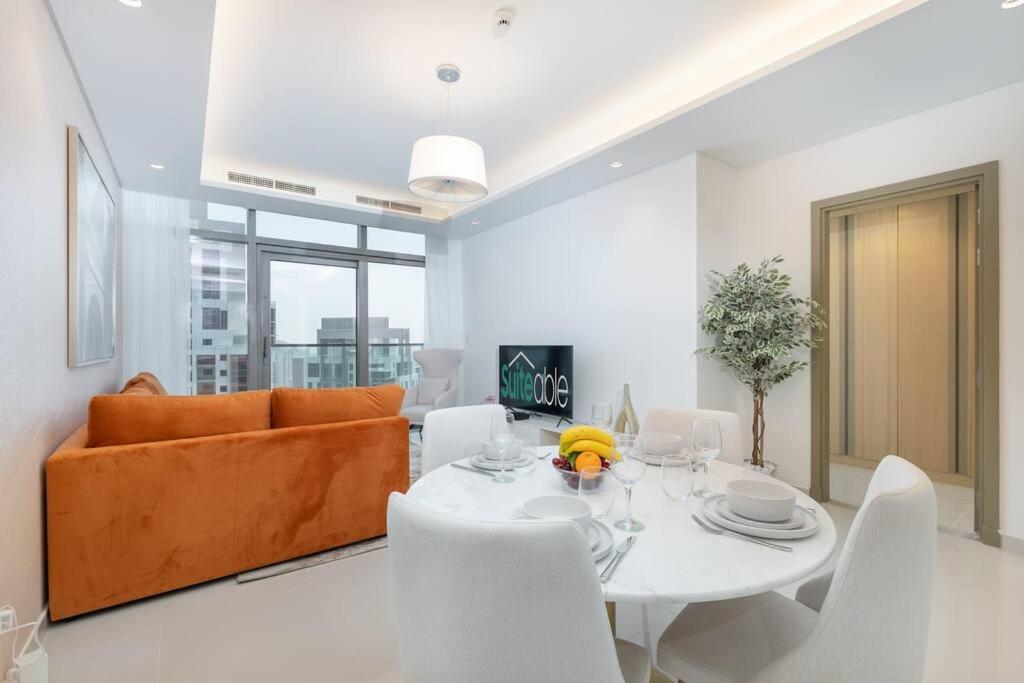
[87,391,272,447]
[272,385,405,429]
[120,371,169,396]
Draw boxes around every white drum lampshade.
[407,135,488,202]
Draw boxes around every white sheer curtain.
[424,235,464,349]
[121,191,191,394]
[424,234,464,403]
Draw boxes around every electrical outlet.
[0,605,14,632]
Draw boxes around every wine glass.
[660,454,695,501]
[490,411,517,484]
[590,402,613,431]
[577,466,616,518]
[610,434,647,531]
[690,419,722,498]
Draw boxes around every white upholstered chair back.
[764,455,937,682]
[414,348,463,384]
[387,493,626,683]
[640,407,744,465]
[421,404,506,476]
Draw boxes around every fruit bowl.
[553,425,617,492]
[552,456,610,492]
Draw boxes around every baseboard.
[1001,533,1024,554]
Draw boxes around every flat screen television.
[498,345,573,419]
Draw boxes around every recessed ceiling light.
[1002,0,1023,8]
[149,163,164,170]
[610,161,623,168]
[471,220,480,225]
[119,0,143,7]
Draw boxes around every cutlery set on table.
[693,479,821,552]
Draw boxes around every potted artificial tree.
[697,256,824,476]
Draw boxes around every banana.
[558,426,613,452]
[562,439,621,461]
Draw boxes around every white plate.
[702,497,819,540]
[591,520,614,562]
[469,454,530,471]
[714,496,805,530]
[587,523,601,550]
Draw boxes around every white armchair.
[401,348,464,430]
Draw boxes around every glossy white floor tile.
[831,462,975,534]
[45,503,1023,683]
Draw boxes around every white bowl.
[725,479,796,523]
[481,439,522,461]
[522,495,592,533]
[641,433,684,457]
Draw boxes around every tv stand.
[514,413,575,447]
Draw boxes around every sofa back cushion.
[87,391,272,447]
[272,385,405,428]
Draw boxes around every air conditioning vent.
[273,179,316,196]
[227,171,316,197]
[227,171,273,189]
[356,195,423,215]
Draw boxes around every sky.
[270,260,424,343]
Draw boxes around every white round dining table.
[407,446,837,605]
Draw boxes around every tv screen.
[498,345,573,419]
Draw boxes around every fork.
[691,514,793,552]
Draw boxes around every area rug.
[237,441,421,583]
[237,535,389,582]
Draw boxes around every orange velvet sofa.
[45,375,409,621]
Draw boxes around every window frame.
[190,209,425,391]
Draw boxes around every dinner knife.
[599,536,636,583]
[450,463,495,477]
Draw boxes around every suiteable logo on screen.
[500,351,569,409]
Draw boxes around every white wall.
[695,153,741,414]
[0,0,122,631]
[461,154,699,423]
[730,80,1024,538]
[462,79,1024,541]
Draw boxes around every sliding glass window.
[188,235,249,394]
[189,206,425,393]
[368,262,425,389]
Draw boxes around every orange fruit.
[574,451,602,473]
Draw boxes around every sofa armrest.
[433,385,458,410]
[46,415,409,620]
[795,570,833,612]
[402,385,418,407]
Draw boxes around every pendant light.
[408,64,488,202]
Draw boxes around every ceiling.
[48,0,1024,236]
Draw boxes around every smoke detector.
[493,8,515,37]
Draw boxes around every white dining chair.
[387,493,651,683]
[421,404,507,476]
[656,455,937,682]
[640,407,744,465]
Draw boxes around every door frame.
[255,246,362,390]
[810,161,1000,547]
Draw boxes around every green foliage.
[697,256,824,395]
